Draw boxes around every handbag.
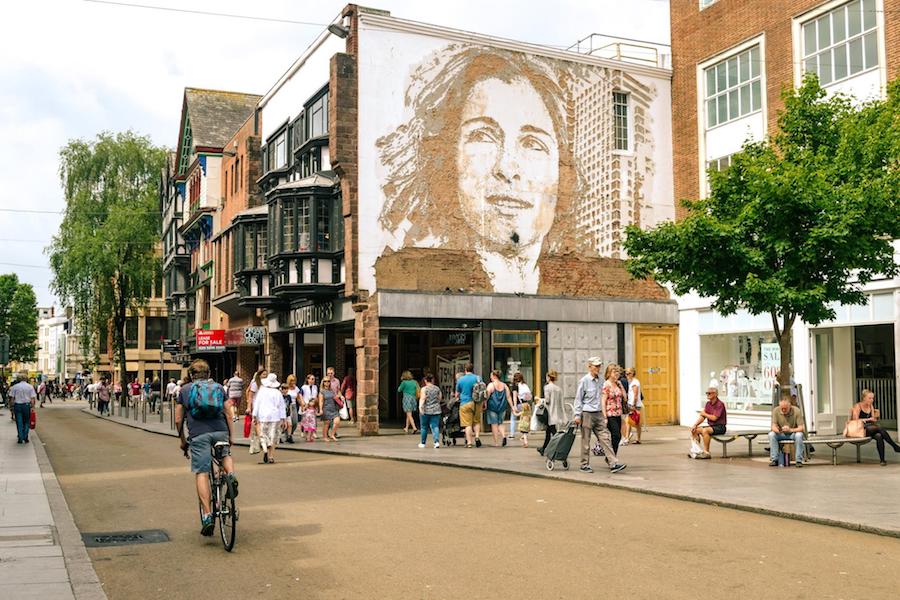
[243,414,252,438]
[249,431,261,454]
[29,410,36,430]
[339,404,350,420]
[843,420,867,438]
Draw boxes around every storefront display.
[701,331,778,412]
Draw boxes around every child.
[301,394,318,442]
[516,398,532,447]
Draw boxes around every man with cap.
[573,357,626,474]
[690,386,727,459]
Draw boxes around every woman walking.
[486,370,515,447]
[398,370,420,434]
[319,375,343,442]
[850,389,900,465]
[538,370,565,455]
[252,373,286,464]
[621,367,643,444]
[512,372,533,446]
[602,364,627,453]
[285,375,300,443]
[418,374,443,448]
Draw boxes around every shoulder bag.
[842,419,867,438]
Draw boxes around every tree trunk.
[113,277,128,393]
[773,312,796,402]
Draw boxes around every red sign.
[196,329,225,352]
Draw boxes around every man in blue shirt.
[573,358,626,474]
[9,372,36,443]
[455,363,483,448]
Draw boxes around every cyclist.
[176,359,239,537]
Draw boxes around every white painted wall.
[260,34,345,143]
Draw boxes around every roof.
[184,88,261,149]
[270,171,338,192]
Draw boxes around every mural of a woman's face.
[456,76,559,248]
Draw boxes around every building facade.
[671,0,900,431]
[166,88,261,380]
[36,307,67,381]
[225,5,678,433]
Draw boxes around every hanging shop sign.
[224,326,266,347]
[279,302,336,330]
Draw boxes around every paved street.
[32,404,900,599]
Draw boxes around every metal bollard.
[169,399,175,430]
[142,399,147,423]
[159,398,165,424]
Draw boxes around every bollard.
[159,398,165,424]
[142,398,147,423]
[169,399,175,430]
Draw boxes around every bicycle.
[187,441,238,551]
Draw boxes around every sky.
[0,0,670,308]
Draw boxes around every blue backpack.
[187,380,225,419]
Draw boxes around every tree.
[0,274,38,364]
[48,131,167,387]
[625,76,900,396]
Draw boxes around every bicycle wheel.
[218,476,236,551]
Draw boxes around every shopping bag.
[243,414,252,438]
[29,410,36,430]
[249,427,261,454]
[339,404,350,420]
[529,411,543,432]
[689,437,703,458]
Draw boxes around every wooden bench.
[759,436,872,465]
[711,430,769,457]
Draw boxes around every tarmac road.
[39,406,900,599]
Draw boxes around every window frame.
[793,0,886,92]
[702,45,763,130]
[612,91,632,153]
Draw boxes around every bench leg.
[856,444,862,463]
[722,442,728,458]
[833,447,838,466]
[747,437,753,457]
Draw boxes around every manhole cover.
[81,529,169,548]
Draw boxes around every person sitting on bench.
[690,387,727,459]
[769,397,805,467]
[852,389,900,466]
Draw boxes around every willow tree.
[625,76,899,397]
[49,131,167,387]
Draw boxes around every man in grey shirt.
[9,371,36,444]
[573,358,625,474]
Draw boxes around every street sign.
[0,334,9,365]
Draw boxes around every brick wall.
[353,292,380,435]
[671,0,899,220]
[330,50,359,299]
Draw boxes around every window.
[308,93,328,139]
[145,317,167,348]
[255,227,267,269]
[802,0,878,86]
[274,133,287,169]
[283,201,295,252]
[125,317,138,349]
[701,331,779,412]
[704,45,762,128]
[298,198,311,251]
[613,92,630,151]
[224,170,229,199]
[707,154,733,173]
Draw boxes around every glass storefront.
[700,331,778,412]
[491,330,540,390]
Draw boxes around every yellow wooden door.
[634,326,678,425]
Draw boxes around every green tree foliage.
[48,131,166,386]
[0,274,38,363]
[625,76,899,392]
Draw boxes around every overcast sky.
[0,0,669,308]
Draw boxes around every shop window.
[492,330,540,389]
[700,331,779,412]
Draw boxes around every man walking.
[455,363,484,448]
[9,371,36,444]
[573,358,626,474]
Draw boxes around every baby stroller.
[543,423,577,471]
[441,399,465,446]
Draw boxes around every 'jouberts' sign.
[279,302,335,330]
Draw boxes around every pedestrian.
[621,367,643,444]
[455,363,484,448]
[512,372,532,446]
[538,369,565,456]
[166,378,177,403]
[319,374,343,442]
[850,389,900,466]
[602,364,627,454]
[252,373,286,464]
[38,380,46,407]
[143,378,151,402]
[398,370,420,434]
[96,378,110,415]
[300,384,318,442]
[226,371,243,418]
[417,373,443,449]
[129,377,141,407]
[9,371,36,444]
[340,368,357,424]
[285,374,300,443]
[113,380,122,407]
[485,370,515,447]
[246,367,266,417]
[149,376,161,413]
[573,357,626,474]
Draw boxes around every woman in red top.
[602,364,627,453]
